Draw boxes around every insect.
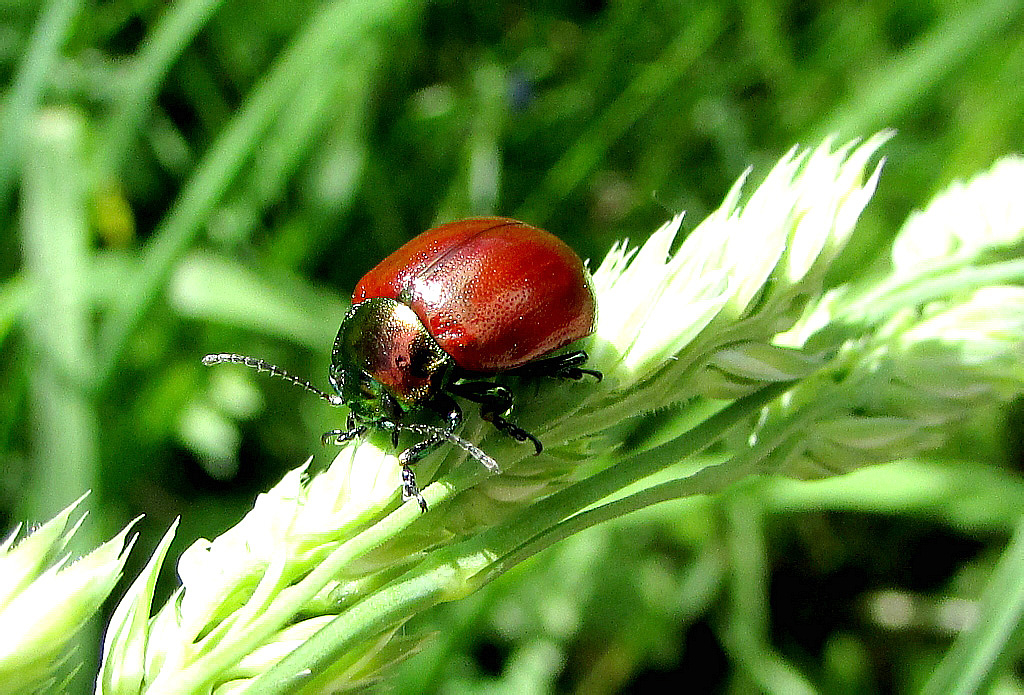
[204,217,600,510]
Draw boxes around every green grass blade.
[0,274,31,348]
[921,516,1024,695]
[819,0,1024,139]
[0,0,85,211]
[98,0,227,174]
[20,108,99,519]
[95,0,424,388]
[515,6,723,224]
[20,108,102,695]
[169,251,344,349]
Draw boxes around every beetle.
[204,217,600,510]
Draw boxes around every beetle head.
[330,298,452,419]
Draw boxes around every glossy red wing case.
[353,218,596,372]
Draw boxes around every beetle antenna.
[442,430,501,472]
[394,423,501,473]
[202,353,343,406]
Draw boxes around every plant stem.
[247,382,793,693]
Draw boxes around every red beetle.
[204,217,599,509]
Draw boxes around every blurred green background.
[2,0,1024,692]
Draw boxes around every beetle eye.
[409,345,437,378]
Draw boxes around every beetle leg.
[400,465,427,512]
[484,411,543,454]
[398,436,440,467]
[398,394,463,467]
[321,422,368,446]
[390,418,402,449]
[432,392,463,434]
[450,381,543,455]
[377,392,405,449]
[503,350,602,381]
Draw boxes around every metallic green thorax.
[329,298,452,421]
